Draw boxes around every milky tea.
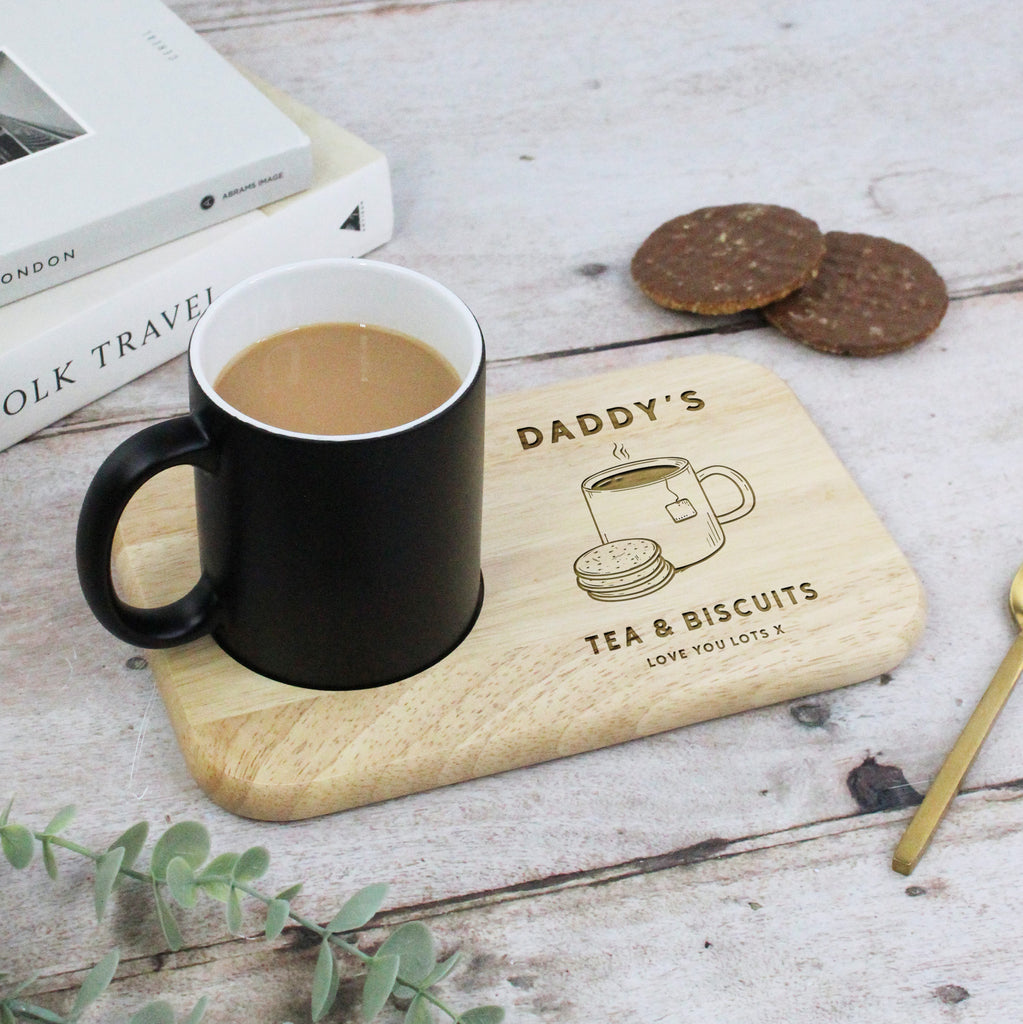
[214,321,461,435]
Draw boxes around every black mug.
[76,259,486,690]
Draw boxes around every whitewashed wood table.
[4,1,1023,1020]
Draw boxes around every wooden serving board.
[113,354,925,820]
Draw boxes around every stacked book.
[0,0,393,451]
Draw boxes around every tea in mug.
[589,463,679,490]
[214,321,461,435]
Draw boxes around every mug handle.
[696,465,756,523]
[76,415,218,648]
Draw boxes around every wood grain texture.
[111,356,923,818]
[18,791,1023,1023]
[4,0,1023,1020]
[185,0,1023,361]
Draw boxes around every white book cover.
[0,74,393,452]
[0,0,313,306]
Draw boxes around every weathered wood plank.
[183,0,1023,362]
[14,790,1023,1022]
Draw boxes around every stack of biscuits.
[573,538,676,602]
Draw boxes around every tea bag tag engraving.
[665,498,697,522]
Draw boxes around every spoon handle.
[892,630,1023,875]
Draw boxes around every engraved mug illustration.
[581,457,755,572]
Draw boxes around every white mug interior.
[189,258,484,440]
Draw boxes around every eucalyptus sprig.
[1,951,207,1024]
[1,799,504,1024]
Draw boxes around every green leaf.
[275,882,303,902]
[264,898,290,941]
[42,804,76,837]
[198,878,231,904]
[225,887,243,934]
[151,822,210,881]
[326,882,389,934]
[154,882,183,951]
[2,1003,16,1024]
[128,1001,176,1024]
[405,995,434,1024]
[310,940,338,1022]
[181,995,209,1024]
[362,954,400,1021]
[326,966,341,1022]
[0,797,12,827]
[42,838,59,881]
[107,821,149,886]
[231,845,270,883]
[378,922,435,1000]
[197,853,238,902]
[70,948,119,1019]
[422,951,462,987]
[199,852,239,880]
[94,846,125,922]
[0,823,34,869]
[10,1005,64,1023]
[40,804,75,837]
[166,856,198,908]
[458,1008,505,1024]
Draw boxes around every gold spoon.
[892,562,1023,875]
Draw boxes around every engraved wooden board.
[113,354,925,820]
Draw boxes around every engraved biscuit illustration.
[574,538,676,602]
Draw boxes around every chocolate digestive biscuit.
[763,230,948,356]
[631,203,826,315]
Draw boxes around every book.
[0,0,313,306]
[0,74,393,452]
